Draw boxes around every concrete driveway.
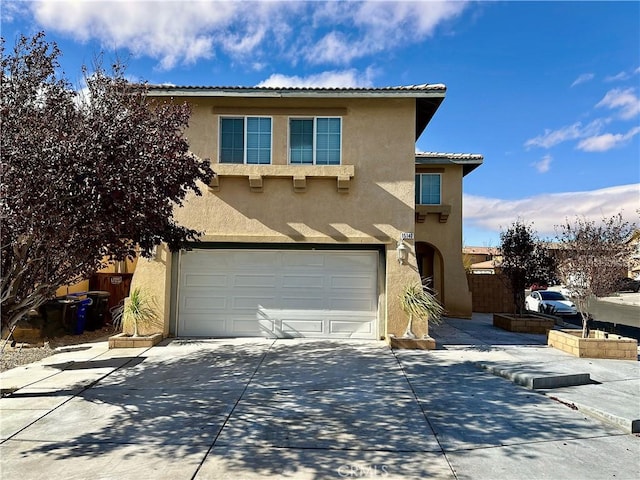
[1,328,639,479]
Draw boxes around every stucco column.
[127,244,172,337]
[384,242,425,339]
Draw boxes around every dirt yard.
[0,326,117,372]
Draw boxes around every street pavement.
[599,291,640,307]
[1,314,639,480]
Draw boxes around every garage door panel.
[324,254,376,270]
[233,274,277,288]
[232,296,277,309]
[281,275,324,288]
[330,319,373,335]
[179,315,227,337]
[330,297,375,310]
[184,295,227,311]
[177,249,378,338]
[182,273,227,288]
[280,296,325,309]
[282,252,326,267]
[240,251,279,268]
[330,274,375,289]
[282,319,324,334]
[230,318,264,335]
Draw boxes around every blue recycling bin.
[66,293,93,335]
[75,298,92,334]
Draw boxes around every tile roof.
[146,84,446,98]
[416,152,484,176]
[148,83,446,92]
[416,152,484,160]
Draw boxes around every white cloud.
[24,0,470,70]
[29,1,242,69]
[524,119,607,149]
[577,126,640,152]
[605,71,629,82]
[571,73,594,87]
[596,87,640,120]
[257,69,374,88]
[302,31,364,66]
[303,1,468,65]
[531,154,552,173]
[464,184,640,240]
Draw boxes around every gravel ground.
[0,326,117,372]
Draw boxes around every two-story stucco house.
[131,84,483,342]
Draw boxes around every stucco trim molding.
[208,164,355,193]
[415,204,451,223]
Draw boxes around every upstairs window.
[220,117,271,164]
[289,117,341,165]
[415,173,441,205]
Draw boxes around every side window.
[415,173,441,205]
[220,116,271,164]
[289,117,341,165]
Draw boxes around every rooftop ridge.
[148,83,446,92]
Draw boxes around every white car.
[525,290,578,316]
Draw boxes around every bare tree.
[499,220,557,315]
[1,33,213,332]
[555,213,636,338]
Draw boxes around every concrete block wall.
[493,314,554,334]
[467,274,514,313]
[548,330,638,360]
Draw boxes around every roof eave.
[415,153,484,176]
[415,96,445,140]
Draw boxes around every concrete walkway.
[1,315,639,479]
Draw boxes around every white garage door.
[177,249,379,339]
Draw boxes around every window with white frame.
[289,117,341,165]
[415,173,441,205]
[220,116,272,164]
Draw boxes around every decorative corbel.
[248,175,263,192]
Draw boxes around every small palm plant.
[112,287,157,337]
[400,278,444,339]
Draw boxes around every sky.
[2,0,639,246]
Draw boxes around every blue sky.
[2,0,639,246]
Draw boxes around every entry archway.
[415,241,445,303]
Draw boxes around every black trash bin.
[86,291,111,330]
[39,297,79,336]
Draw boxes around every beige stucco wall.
[415,164,472,318]
[133,95,431,338]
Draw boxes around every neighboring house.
[132,84,482,341]
[627,229,640,280]
[463,246,500,274]
[468,260,500,275]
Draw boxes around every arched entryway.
[415,241,445,303]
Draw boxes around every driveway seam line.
[389,347,460,480]
[190,339,276,480]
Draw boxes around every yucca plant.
[120,287,157,337]
[399,278,444,339]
